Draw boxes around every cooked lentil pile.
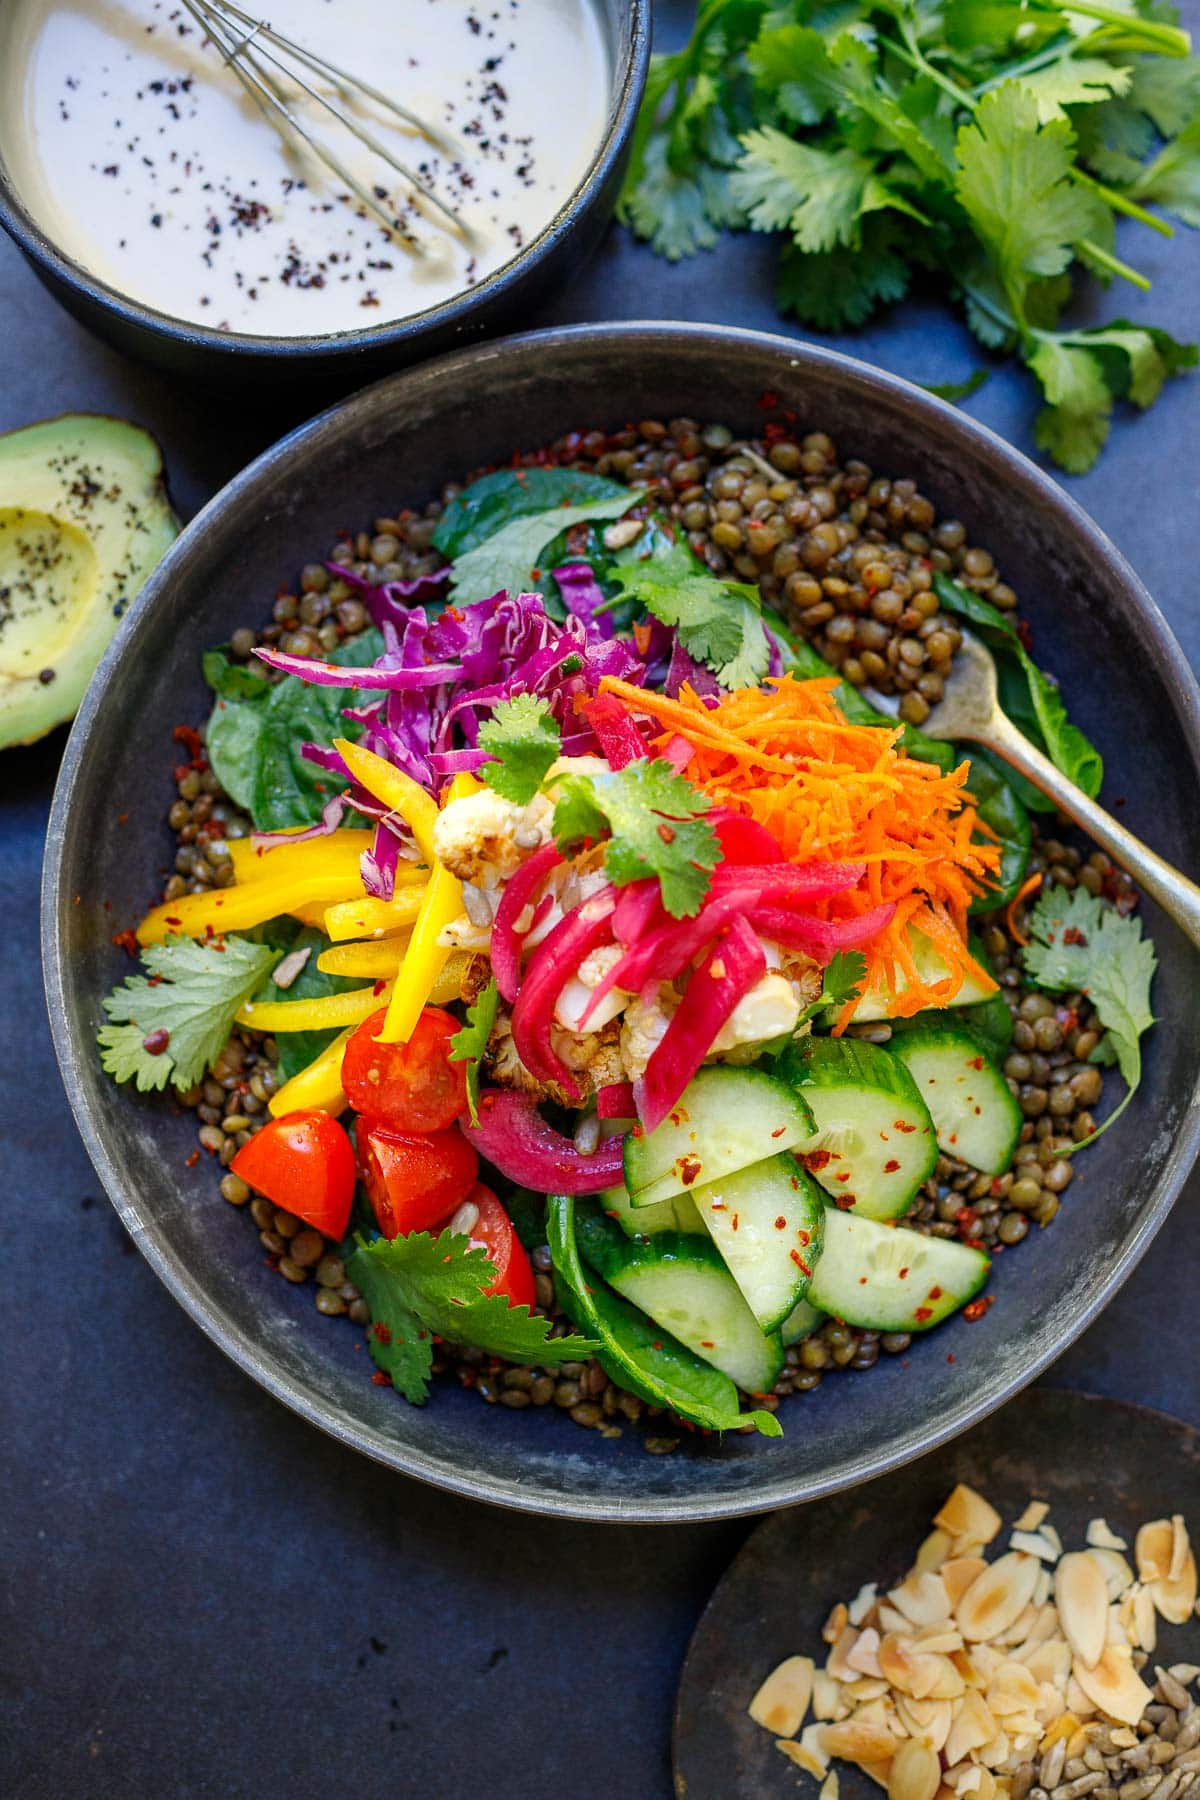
[160,416,1138,1448]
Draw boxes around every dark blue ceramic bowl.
[42,323,1200,1520]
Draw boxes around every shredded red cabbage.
[552,561,614,639]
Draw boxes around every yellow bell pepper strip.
[317,935,411,979]
[333,737,439,864]
[377,771,483,1044]
[267,1025,354,1119]
[227,828,373,884]
[236,982,393,1033]
[136,871,394,948]
[323,888,426,941]
[289,902,332,928]
[429,950,472,1006]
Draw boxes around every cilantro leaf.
[776,226,911,329]
[1022,885,1156,1148]
[1030,337,1115,472]
[449,977,500,1127]
[1015,58,1132,122]
[478,694,562,804]
[609,538,770,690]
[551,758,721,919]
[923,369,992,403]
[98,934,280,1093]
[1135,116,1200,227]
[347,1230,599,1402]
[733,128,877,248]
[449,491,641,607]
[623,132,745,259]
[797,949,867,1027]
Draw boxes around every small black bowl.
[0,0,648,389]
[42,322,1200,1522]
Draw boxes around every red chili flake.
[789,1175,800,1190]
[530,567,542,582]
[834,1194,857,1210]
[116,811,129,825]
[956,1206,977,1227]
[770,1126,786,1139]
[964,1237,985,1251]
[657,822,676,845]
[731,1213,740,1231]
[914,1306,934,1322]
[631,1123,644,1140]
[373,980,387,996]
[974,1105,982,1115]
[893,1119,916,1134]
[677,1154,703,1187]
[652,1341,662,1352]
[709,957,727,979]
[141,1028,170,1056]
[946,1353,956,1364]
[833,1170,852,1183]
[797,1229,810,1246]
[967,1055,985,1071]
[185,1150,200,1168]
[372,1322,392,1344]
[804,1149,833,1172]
[883,1158,901,1173]
[1063,926,1088,946]
[111,928,139,958]
[147,976,164,987]
[700,1340,716,1350]
[371,1370,393,1386]
[963,1296,994,1322]
[774,1215,787,1230]
[878,1131,890,1142]
[757,389,780,410]
[789,1250,811,1275]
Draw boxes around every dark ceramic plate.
[42,323,1200,1522]
[673,1389,1200,1799]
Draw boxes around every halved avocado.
[0,414,177,748]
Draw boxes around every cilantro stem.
[1071,167,1174,239]
[1024,0,1189,55]
[888,19,970,108]
[971,37,1076,95]
[1077,238,1152,291]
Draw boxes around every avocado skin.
[0,413,178,748]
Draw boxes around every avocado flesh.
[0,414,177,748]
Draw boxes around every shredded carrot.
[1005,871,1044,948]
[600,673,1002,1025]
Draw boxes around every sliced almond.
[1036,1679,1068,1724]
[1106,1607,1129,1650]
[1088,1548,1135,1600]
[957,1554,1041,1643]
[1025,1639,1072,1688]
[844,1678,891,1704]
[814,1671,850,1721]
[915,1529,955,1575]
[803,1722,834,1768]
[860,1760,896,1790]
[1055,1551,1109,1669]
[1010,1531,1060,1563]
[896,1698,953,1753]
[1064,1675,1097,1720]
[825,1601,851,1643]
[1136,1520,1174,1585]
[1015,1502,1051,1533]
[822,1719,901,1765]
[1132,1585,1158,1651]
[977,1727,1013,1770]
[850,1582,881,1626]
[848,1630,885,1679]
[1151,1548,1197,1625]
[829,1626,864,1683]
[987,1661,1043,1717]
[912,1624,965,1657]
[887,1736,941,1800]
[944,1688,998,1767]
[1170,1516,1192,1583]
[1087,1520,1128,1552]
[880,1605,910,1635]
[820,1772,841,1800]
[1071,1645,1153,1726]
[750,1654,815,1737]
[892,1572,953,1628]
[1010,1604,1061,1662]
[935,1486,1003,1549]
[1033,1567,1053,1610]
[995,1603,1041,1650]
[778,1738,829,1778]
[942,1559,989,1609]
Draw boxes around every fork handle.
[981,712,1200,947]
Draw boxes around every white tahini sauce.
[0,0,610,334]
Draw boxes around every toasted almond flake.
[845,1678,893,1705]
[829,1626,863,1683]
[778,1739,829,1778]
[916,1530,955,1575]
[957,1555,1041,1644]
[802,1722,834,1767]
[1033,1568,1053,1610]
[935,1487,1003,1549]
[1071,1645,1153,1725]
[825,1602,851,1644]
[892,1573,953,1628]
[861,1760,896,1790]
[1151,1547,1197,1625]
[1023,1638,1071,1688]
[912,1625,965,1656]
[822,1719,901,1765]
[1087,1520,1128,1552]
[848,1629,885,1679]
[850,1583,881,1627]
[942,1560,990,1609]
[820,1772,841,1800]
[750,1655,815,1737]
[1064,1675,1097,1719]
[887,1735,941,1800]
[1010,1532,1061,1563]
[1136,1521,1174,1585]
[1087,1548,1135,1600]
[1040,1712,1080,1752]
[1170,1516,1191,1583]
[987,1662,1043,1717]
[1036,1678,1068,1723]
[1015,1502,1051,1533]
[814,1672,849,1721]
[1106,1608,1129,1649]
[945,1688,998,1766]
[896,1699,953,1752]
[1010,1604,1060,1661]
[995,1604,1041,1650]
[1055,1552,1109,1670]
[880,1605,911,1634]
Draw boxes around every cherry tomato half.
[231,1109,356,1239]
[358,1122,478,1238]
[341,1006,468,1134]
[713,809,784,865]
[462,1183,535,1311]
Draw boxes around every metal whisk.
[179,0,473,254]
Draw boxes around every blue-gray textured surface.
[2,0,1198,1789]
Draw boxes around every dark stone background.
[3,2,1197,1789]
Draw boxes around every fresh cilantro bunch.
[97,934,280,1093]
[346,1229,599,1402]
[1022,883,1157,1146]
[620,0,1199,471]
[551,756,722,917]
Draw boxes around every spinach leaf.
[961,755,1031,911]
[202,647,271,701]
[201,627,384,831]
[252,925,367,1082]
[432,468,631,559]
[933,575,1103,806]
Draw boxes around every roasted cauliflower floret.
[554,944,631,1033]
[431,788,552,887]
[485,1008,625,1104]
[709,972,801,1056]
[619,986,678,1081]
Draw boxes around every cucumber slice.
[599,1182,704,1240]
[624,1067,815,1209]
[780,1297,825,1347]
[576,1209,784,1394]
[889,1024,1021,1175]
[546,1197,781,1436]
[849,927,995,1022]
[807,1210,990,1332]
[780,1037,937,1221]
[690,1153,825,1332]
